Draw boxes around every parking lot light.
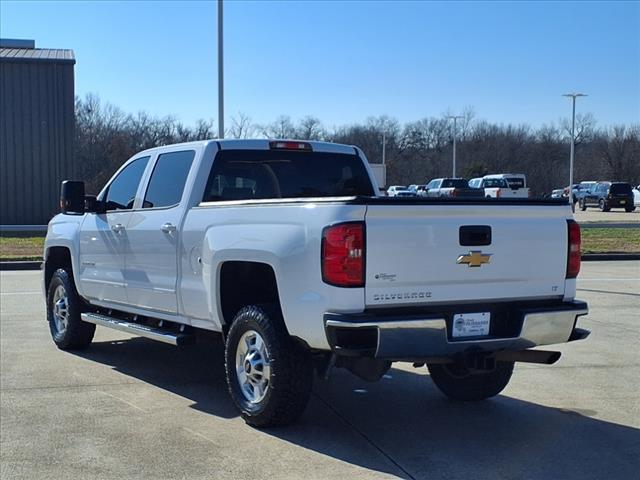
[563,93,587,210]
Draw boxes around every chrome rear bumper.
[324,300,588,360]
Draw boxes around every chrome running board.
[81,312,194,346]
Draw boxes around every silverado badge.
[457,251,491,267]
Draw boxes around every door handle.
[111,223,125,234]
[161,223,177,234]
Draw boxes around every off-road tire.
[224,305,313,428]
[47,268,95,350]
[427,360,514,401]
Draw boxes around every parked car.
[387,185,408,197]
[482,174,530,198]
[579,182,636,212]
[424,178,484,198]
[469,177,512,198]
[396,190,417,197]
[551,189,565,199]
[634,185,640,206]
[570,181,597,203]
[43,139,588,427]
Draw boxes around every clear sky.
[1,0,639,129]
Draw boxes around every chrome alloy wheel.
[235,330,271,404]
[52,285,69,334]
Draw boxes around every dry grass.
[580,228,640,254]
[0,233,45,261]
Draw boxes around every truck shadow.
[76,338,640,480]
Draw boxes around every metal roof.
[0,47,75,64]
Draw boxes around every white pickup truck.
[44,139,589,427]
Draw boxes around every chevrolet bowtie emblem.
[457,251,492,267]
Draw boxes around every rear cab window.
[505,177,526,189]
[442,179,468,188]
[202,150,375,202]
[610,183,632,195]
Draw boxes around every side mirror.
[60,181,85,214]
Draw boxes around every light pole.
[381,132,386,165]
[446,115,463,177]
[217,0,224,139]
[562,93,587,207]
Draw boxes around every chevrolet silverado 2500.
[44,139,589,427]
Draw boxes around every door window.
[103,156,150,210]
[143,150,195,208]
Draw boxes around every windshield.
[442,179,468,188]
[203,150,375,201]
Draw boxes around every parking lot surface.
[573,208,639,224]
[1,262,639,480]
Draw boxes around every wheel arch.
[44,246,74,291]
[217,260,290,338]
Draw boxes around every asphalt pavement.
[1,262,639,480]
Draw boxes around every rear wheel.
[224,305,313,427]
[47,268,95,350]
[427,360,514,401]
[626,206,636,212]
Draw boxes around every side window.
[143,150,195,209]
[104,156,150,210]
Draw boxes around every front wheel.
[427,360,514,401]
[47,268,95,350]
[579,199,587,211]
[599,199,610,212]
[224,305,313,428]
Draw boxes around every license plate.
[452,312,491,338]
[620,200,626,204]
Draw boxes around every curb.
[0,261,42,271]
[582,253,640,261]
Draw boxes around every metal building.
[0,39,76,226]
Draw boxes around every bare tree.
[229,112,255,139]
[72,94,639,196]
[296,116,325,140]
[260,115,296,139]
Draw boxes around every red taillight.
[322,222,365,287]
[567,220,581,278]
[269,141,312,151]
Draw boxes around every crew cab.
[44,139,589,427]
[423,178,484,198]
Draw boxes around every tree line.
[75,94,639,195]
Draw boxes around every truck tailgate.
[364,202,570,307]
